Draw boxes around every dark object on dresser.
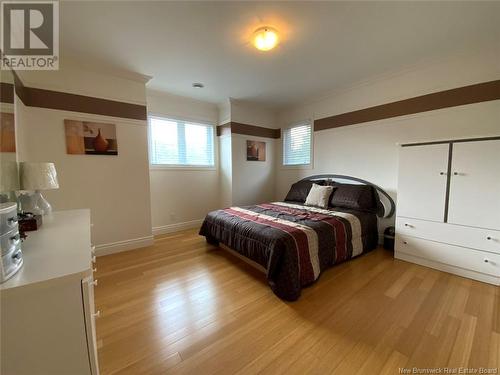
[384,226,395,251]
[18,212,43,232]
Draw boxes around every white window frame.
[148,114,217,170]
[281,119,314,170]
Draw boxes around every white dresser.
[0,209,100,375]
[395,137,500,285]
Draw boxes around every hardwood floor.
[95,229,499,375]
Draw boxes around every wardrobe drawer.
[396,217,500,255]
[395,235,500,277]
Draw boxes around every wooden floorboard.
[95,229,499,374]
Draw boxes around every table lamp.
[19,162,59,215]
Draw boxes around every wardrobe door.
[397,144,450,221]
[448,140,500,230]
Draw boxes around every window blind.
[149,117,215,167]
[283,122,312,166]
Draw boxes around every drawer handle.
[92,310,101,319]
[91,279,98,287]
[439,172,447,176]
[403,241,408,245]
[11,250,22,261]
[8,217,18,225]
[484,258,489,263]
[486,236,492,241]
[404,223,413,228]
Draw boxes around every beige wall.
[218,99,231,125]
[219,134,232,208]
[222,100,279,206]
[17,58,148,105]
[230,99,279,128]
[231,134,276,206]
[276,48,500,233]
[146,90,221,234]
[15,65,153,255]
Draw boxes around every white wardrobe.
[395,137,500,285]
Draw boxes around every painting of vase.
[246,140,266,161]
[64,119,118,155]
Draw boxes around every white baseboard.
[152,219,203,236]
[95,235,154,257]
[95,220,203,257]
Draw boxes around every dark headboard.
[299,174,395,218]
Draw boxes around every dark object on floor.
[384,226,395,251]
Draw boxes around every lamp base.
[18,191,52,215]
[35,191,52,215]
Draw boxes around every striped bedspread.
[199,201,378,300]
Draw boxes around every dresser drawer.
[395,234,500,277]
[1,245,23,282]
[0,203,18,236]
[0,228,21,256]
[396,216,500,255]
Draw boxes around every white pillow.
[304,183,334,208]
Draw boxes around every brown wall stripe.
[0,83,14,104]
[24,87,147,120]
[10,69,147,120]
[217,122,281,139]
[216,122,231,136]
[12,69,29,104]
[314,80,500,132]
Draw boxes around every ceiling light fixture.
[253,27,279,51]
[192,83,204,88]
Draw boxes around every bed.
[199,175,395,301]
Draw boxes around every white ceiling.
[60,1,500,108]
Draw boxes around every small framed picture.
[65,119,118,155]
[246,140,266,161]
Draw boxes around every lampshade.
[20,162,59,191]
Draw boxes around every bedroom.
[0,1,499,374]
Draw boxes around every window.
[149,116,215,167]
[283,121,312,166]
